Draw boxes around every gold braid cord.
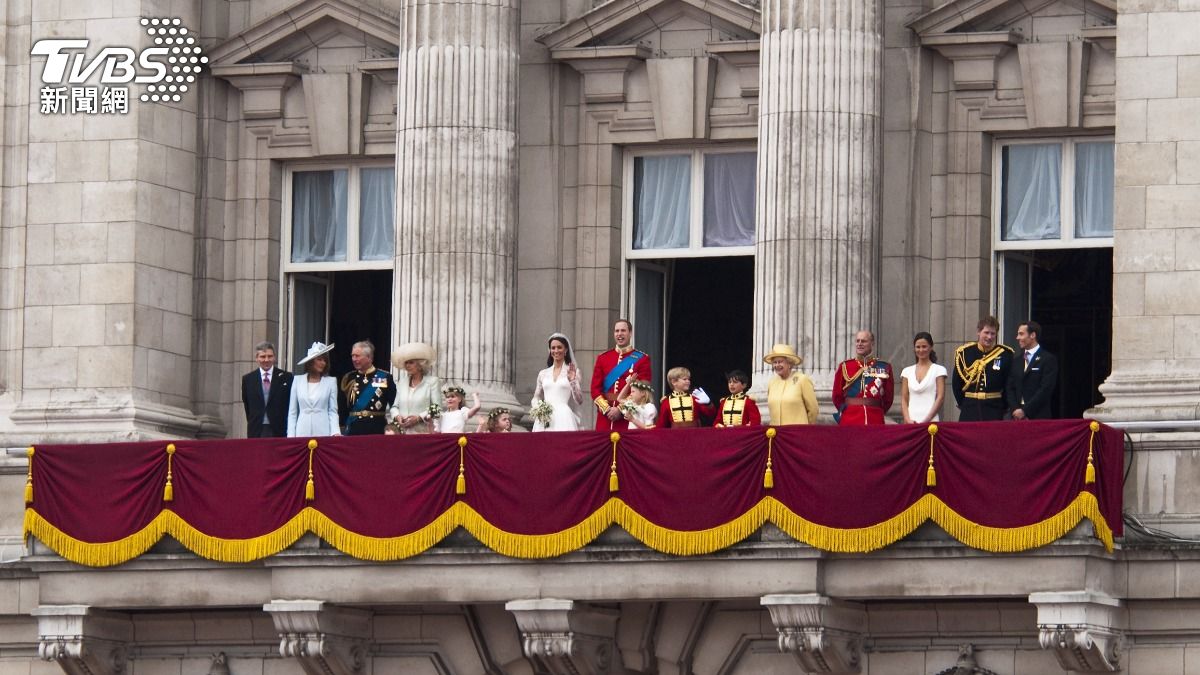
[954,344,1008,389]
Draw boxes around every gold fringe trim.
[22,492,1115,567]
[930,491,1113,553]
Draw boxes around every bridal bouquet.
[529,399,554,426]
[425,403,443,421]
[619,400,640,417]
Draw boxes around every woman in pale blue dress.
[287,342,341,437]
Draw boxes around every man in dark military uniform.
[339,340,396,435]
[951,316,1015,421]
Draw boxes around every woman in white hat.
[765,344,819,425]
[388,342,441,434]
[287,341,341,437]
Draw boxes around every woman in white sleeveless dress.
[900,332,948,424]
[531,333,583,431]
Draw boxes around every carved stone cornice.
[706,40,760,97]
[917,32,1021,91]
[33,605,133,675]
[505,598,622,675]
[1029,591,1124,672]
[210,62,305,120]
[264,600,372,675]
[761,594,866,674]
[550,45,651,104]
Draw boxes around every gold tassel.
[764,428,776,489]
[305,439,317,501]
[456,436,468,495]
[1085,420,1099,484]
[163,444,176,502]
[926,424,938,488]
[24,446,34,504]
[609,432,620,493]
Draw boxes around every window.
[625,147,757,257]
[285,163,396,267]
[994,138,1113,249]
[282,162,396,367]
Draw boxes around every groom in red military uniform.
[591,318,652,430]
[832,330,894,425]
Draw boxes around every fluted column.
[395,0,520,407]
[751,0,883,404]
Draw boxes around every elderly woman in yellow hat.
[765,344,819,425]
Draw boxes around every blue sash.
[350,379,376,413]
[602,351,644,393]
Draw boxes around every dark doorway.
[326,270,393,381]
[1028,249,1112,419]
[663,257,754,418]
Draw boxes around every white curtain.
[359,167,395,260]
[1075,142,1114,238]
[291,170,347,262]
[702,152,756,247]
[633,155,690,250]
[1002,144,1061,241]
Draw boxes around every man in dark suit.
[1008,321,1059,420]
[241,341,294,437]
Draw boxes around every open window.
[623,146,757,397]
[282,163,395,376]
[992,138,1113,418]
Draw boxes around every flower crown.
[629,380,653,393]
[487,407,510,421]
[443,385,466,399]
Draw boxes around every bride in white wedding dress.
[531,333,584,431]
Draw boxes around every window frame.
[281,161,397,273]
[991,136,1115,252]
[622,145,757,259]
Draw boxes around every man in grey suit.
[1008,321,1059,420]
[241,341,294,437]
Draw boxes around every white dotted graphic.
[139,17,206,103]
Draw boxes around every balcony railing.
[19,420,1122,567]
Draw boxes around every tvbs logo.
[31,17,206,107]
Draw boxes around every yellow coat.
[767,371,819,425]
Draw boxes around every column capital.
[505,599,622,675]
[1029,591,1124,672]
[761,594,866,674]
[33,605,132,675]
[264,600,372,675]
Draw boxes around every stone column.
[751,0,883,405]
[394,0,521,409]
[1092,1,1200,423]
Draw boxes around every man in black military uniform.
[339,340,396,435]
[951,316,1015,421]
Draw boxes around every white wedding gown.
[532,366,583,431]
